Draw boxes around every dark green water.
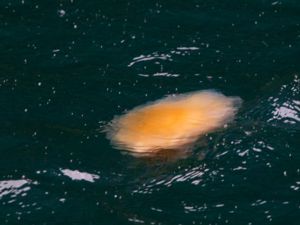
[1,0,300,224]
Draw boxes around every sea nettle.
[105,90,241,156]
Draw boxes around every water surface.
[0,0,300,224]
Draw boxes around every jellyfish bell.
[105,90,242,157]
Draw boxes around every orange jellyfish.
[105,90,241,156]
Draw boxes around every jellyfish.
[105,90,241,156]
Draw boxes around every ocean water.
[1,0,300,224]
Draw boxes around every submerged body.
[106,90,241,155]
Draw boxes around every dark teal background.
[0,0,300,224]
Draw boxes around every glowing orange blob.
[105,90,241,155]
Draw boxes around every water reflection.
[128,52,172,67]
[138,72,180,77]
[60,169,100,183]
[176,47,200,51]
[268,75,300,126]
[132,164,209,195]
[271,102,300,124]
[0,179,33,199]
[128,46,200,68]
[128,46,201,77]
